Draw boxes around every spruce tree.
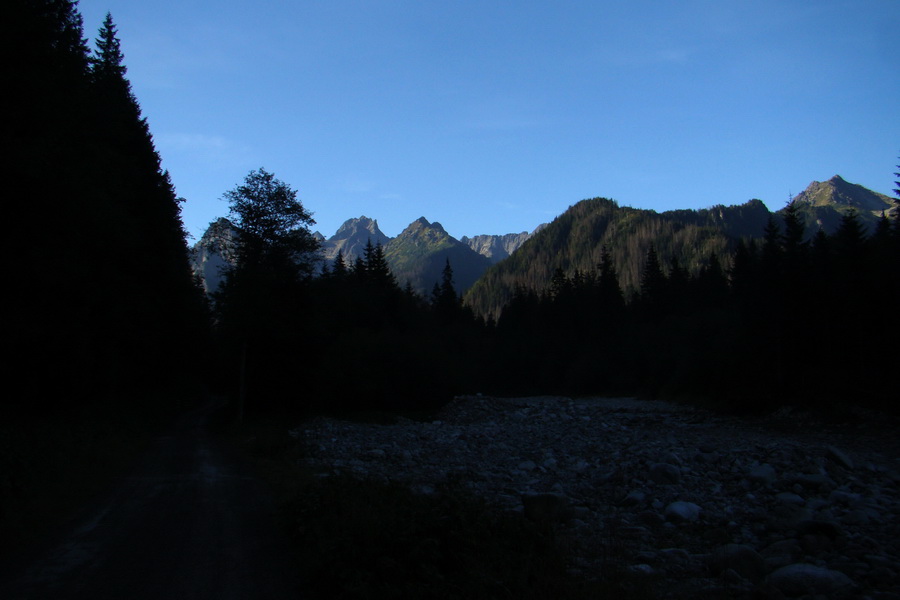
[332,251,348,278]
[432,259,461,324]
[639,245,667,317]
[86,13,207,399]
[597,245,624,311]
[362,240,396,290]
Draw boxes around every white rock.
[664,501,701,522]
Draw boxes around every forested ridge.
[464,197,773,319]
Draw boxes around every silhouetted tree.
[363,240,396,289]
[638,245,667,318]
[215,168,319,418]
[332,250,348,278]
[597,245,625,312]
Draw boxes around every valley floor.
[298,396,900,599]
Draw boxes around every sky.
[77,0,899,243]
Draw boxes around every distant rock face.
[460,226,545,264]
[190,217,237,294]
[321,216,390,265]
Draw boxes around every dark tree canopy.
[6,2,208,413]
[224,168,319,278]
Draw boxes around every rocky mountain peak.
[333,215,383,239]
[322,216,390,263]
[793,175,891,213]
[398,217,449,240]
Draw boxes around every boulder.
[664,501,701,523]
[649,462,681,485]
[749,463,777,486]
[826,445,854,470]
[767,563,854,596]
[708,544,766,582]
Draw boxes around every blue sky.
[78,0,899,242]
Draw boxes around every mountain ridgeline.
[193,175,895,319]
[195,216,540,297]
[465,175,894,318]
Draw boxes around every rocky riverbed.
[295,396,900,599]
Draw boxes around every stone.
[627,563,656,576]
[649,462,681,485]
[775,492,806,506]
[767,563,855,596]
[708,544,766,582]
[760,539,802,571]
[793,473,836,491]
[826,445,854,470]
[796,519,843,540]
[664,501,701,522]
[622,489,646,506]
[829,489,862,506]
[841,509,870,525]
[749,463,777,485]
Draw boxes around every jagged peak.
[332,215,386,240]
[401,217,446,235]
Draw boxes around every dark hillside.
[464,198,770,319]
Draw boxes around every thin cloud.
[336,177,377,194]
[156,132,252,166]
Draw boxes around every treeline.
[484,203,899,413]
[7,1,209,417]
[215,161,899,419]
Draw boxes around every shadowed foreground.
[1,400,300,600]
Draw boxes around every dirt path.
[1,401,301,600]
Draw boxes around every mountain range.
[190,175,895,312]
